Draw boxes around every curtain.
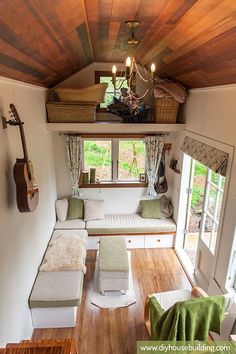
[145,136,165,196]
[66,135,82,197]
[181,136,228,177]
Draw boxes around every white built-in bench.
[85,214,176,250]
[29,229,87,328]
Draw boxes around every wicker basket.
[155,96,180,123]
[46,102,97,123]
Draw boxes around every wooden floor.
[32,249,191,354]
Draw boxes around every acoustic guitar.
[5,104,39,212]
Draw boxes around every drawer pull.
[157,239,161,242]
[97,241,100,244]
[128,240,131,243]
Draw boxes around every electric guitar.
[5,104,39,212]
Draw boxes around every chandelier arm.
[135,88,149,100]
[122,88,149,101]
[134,61,149,83]
[113,76,126,91]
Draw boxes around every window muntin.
[83,138,145,183]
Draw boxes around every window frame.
[95,71,121,112]
[81,137,147,188]
[95,71,136,112]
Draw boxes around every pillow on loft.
[67,197,84,220]
[83,199,105,221]
[140,199,161,219]
[55,198,68,222]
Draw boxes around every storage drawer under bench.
[86,234,175,250]
[145,234,175,248]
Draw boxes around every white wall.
[0,77,57,346]
[55,62,153,106]
[180,84,236,294]
[53,132,179,214]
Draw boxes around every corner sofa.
[29,196,176,329]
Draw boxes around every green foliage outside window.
[83,140,145,181]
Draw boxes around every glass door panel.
[184,160,207,266]
[199,169,225,254]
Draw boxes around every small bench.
[29,229,87,328]
[98,236,129,295]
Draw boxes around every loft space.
[1,1,236,353]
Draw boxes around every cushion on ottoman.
[99,236,129,272]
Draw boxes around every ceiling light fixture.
[111,21,156,101]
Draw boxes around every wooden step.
[1,339,76,354]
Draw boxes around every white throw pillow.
[55,199,68,221]
[83,199,105,221]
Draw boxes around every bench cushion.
[54,219,85,230]
[52,229,88,241]
[86,214,176,235]
[29,270,84,308]
[99,236,129,272]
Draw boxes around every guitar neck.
[19,123,31,180]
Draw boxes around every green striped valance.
[181,136,228,177]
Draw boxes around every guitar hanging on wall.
[2,104,39,212]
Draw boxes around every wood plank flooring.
[32,249,191,354]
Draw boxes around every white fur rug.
[91,252,136,309]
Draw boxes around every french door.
[183,158,225,288]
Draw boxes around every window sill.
[80,182,148,188]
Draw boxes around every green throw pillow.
[67,197,84,220]
[140,199,161,219]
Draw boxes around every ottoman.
[98,236,130,295]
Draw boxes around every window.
[200,168,225,254]
[118,140,145,181]
[83,140,112,181]
[82,138,146,184]
[95,71,128,110]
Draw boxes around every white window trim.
[82,138,146,184]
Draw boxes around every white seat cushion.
[86,214,176,235]
[52,229,88,242]
[29,270,84,308]
[54,219,85,230]
[152,289,192,311]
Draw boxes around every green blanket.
[150,295,225,341]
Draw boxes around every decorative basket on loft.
[107,21,187,124]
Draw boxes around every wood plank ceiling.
[0,0,236,88]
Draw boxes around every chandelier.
[111,21,156,101]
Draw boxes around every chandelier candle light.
[111,21,156,100]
